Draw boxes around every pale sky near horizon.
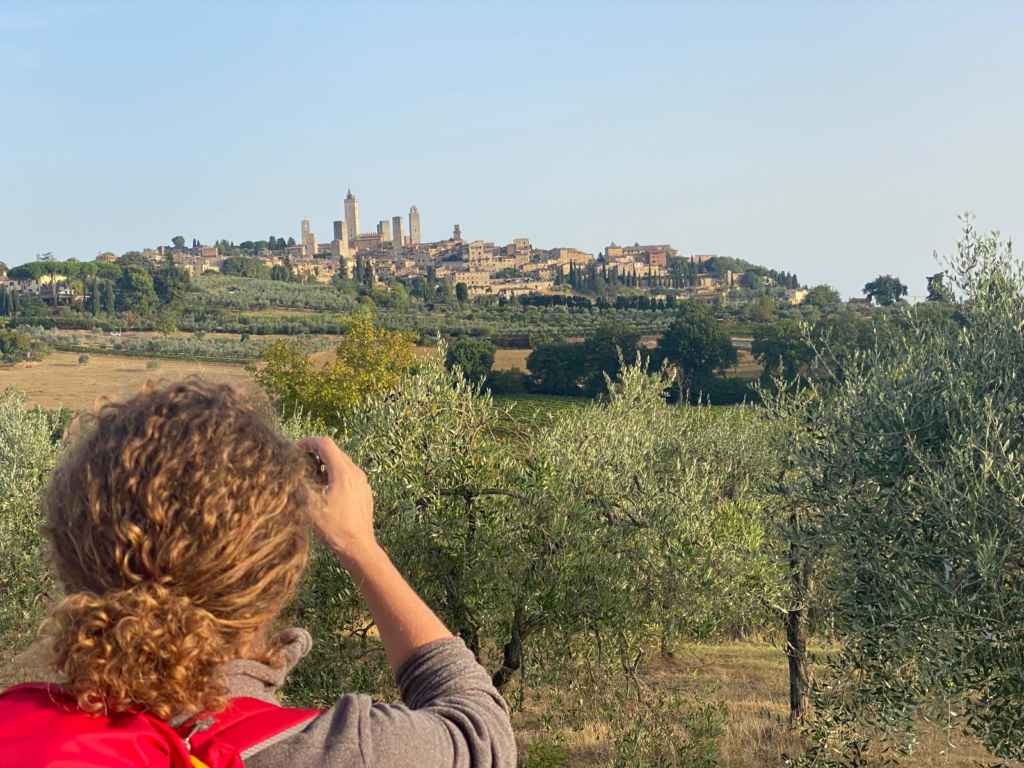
[2,1,1021,298]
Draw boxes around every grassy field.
[493,347,530,372]
[494,393,588,428]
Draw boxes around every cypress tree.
[102,281,116,312]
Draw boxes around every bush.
[0,329,50,364]
[146,359,160,370]
[689,375,756,406]
[77,353,90,365]
[486,368,529,395]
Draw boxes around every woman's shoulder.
[222,628,313,704]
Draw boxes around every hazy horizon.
[3,1,1022,298]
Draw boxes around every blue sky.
[2,2,1021,297]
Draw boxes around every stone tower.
[392,215,404,253]
[344,190,360,247]
[300,218,315,258]
[409,205,421,245]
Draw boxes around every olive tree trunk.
[786,515,811,722]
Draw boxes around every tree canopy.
[220,256,272,280]
[862,274,908,305]
[526,324,641,397]
[255,312,417,424]
[445,336,496,384]
[114,266,158,314]
[655,301,737,393]
[802,284,841,309]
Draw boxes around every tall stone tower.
[377,220,392,242]
[332,219,347,244]
[300,218,315,258]
[392,215,404,253]
[344,190,360,247]
[409,206,421,245]
[332,219,350,260]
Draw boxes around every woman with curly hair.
[0,380,515,768]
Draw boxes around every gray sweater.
[221,629,516,768]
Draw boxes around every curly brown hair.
[43,380,313,720]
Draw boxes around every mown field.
[0,350,531,411]
[2,348,759,412]
[0,351,255,410]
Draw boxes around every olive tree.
[775,220,1024,763]
[0,389,60,651]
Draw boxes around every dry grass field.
[513,642,1007,768]
[493,348,530,371]
[1,352,254,410]
[1,348,528,412]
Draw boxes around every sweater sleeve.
[246,638,516,768]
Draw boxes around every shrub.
[77,353,90,365]
[0,329,50,364]
[486,368,529,395]
[146,359,160,370]
[692,374,756,405]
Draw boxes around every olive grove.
[279,353,784,710]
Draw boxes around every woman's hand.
[298,438,452,671]
[297,437,378,570]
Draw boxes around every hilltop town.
[1,190,806,308]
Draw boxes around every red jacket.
[0,683,321,768]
